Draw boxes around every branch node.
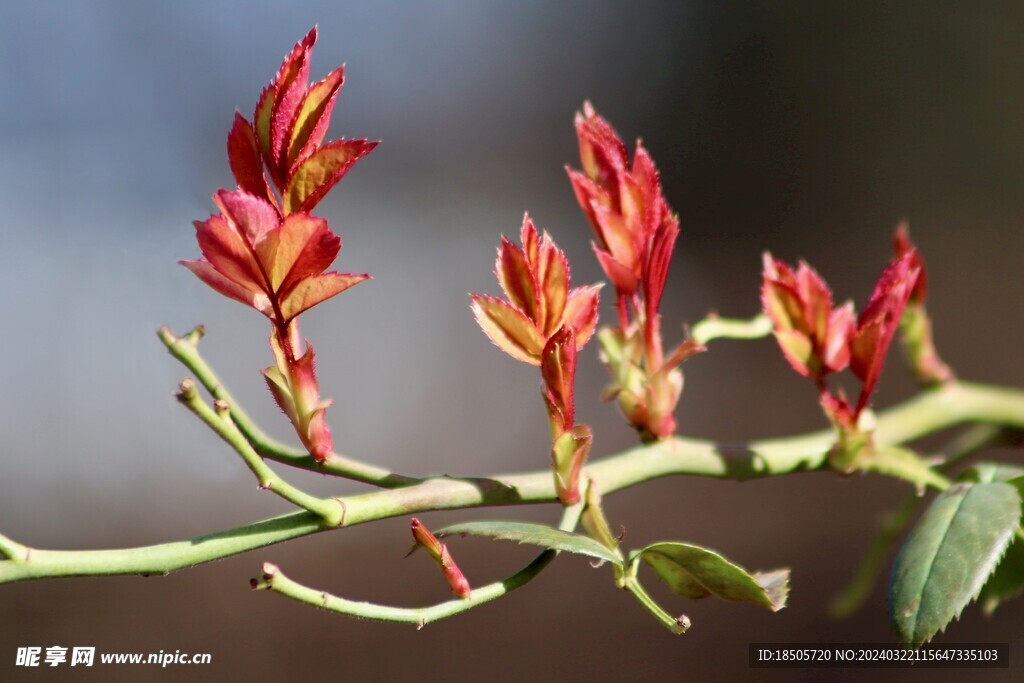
[0,533,30,563]
[213,399,232,419]
[331,498,347,527]
[176,378,197,402]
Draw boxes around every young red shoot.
[227,26,377,215]
[470,214,601,365]
[410,518,471,600]
[569,104,703,441]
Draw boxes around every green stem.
[176,379,344,527]
[622,574,690,635]
[619,555,689,634]
[159,326,418,488]
[253,500,585,625]
[2,382,1022,585]
[690,313,772,346]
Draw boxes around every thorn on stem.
[417,619,426,630]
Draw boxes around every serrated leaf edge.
[435,520,623,567]
[892,482,1019,645]
[638,542,790,612]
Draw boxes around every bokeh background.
[2,1,1024,680]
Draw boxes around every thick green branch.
[159,326,418,488]
[252,501,585,625]
[2,381,1023,585]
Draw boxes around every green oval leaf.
[435,521,622,567]
[890,481,1021,645]
[637,542,789,611]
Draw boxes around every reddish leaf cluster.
[182,28,373,464]
[227,27,376,216]
[470,215,601,365]
[761,255,854,380]
[568,102,674,308]
[763,245,921,429]
[568,104,703,440]
[470,215,601,504]
[182,189,367,325]
[410,518,471,600]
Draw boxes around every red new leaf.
[287,65,346,168]
[227,112,275,207]
[283,139,377,214]
[541,326,578,434]
[268,28,316,181]
[850,252,920,412]
[470,294,546,365]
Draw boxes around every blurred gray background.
[2,1,1024,680]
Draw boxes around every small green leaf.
[435,521,622,567]
[890,482,1021,645]
[637,542,789,611]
